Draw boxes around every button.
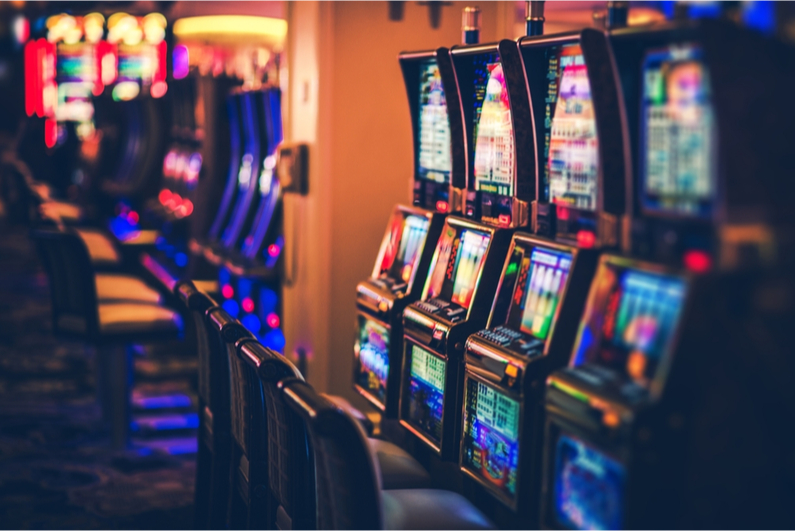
[378,300,389,312]
[432,328,444,341]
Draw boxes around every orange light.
[577,230,595,248]
[221,284,234,299]
[603,410,620,428]
[683,249,712,274]
[242,298,255,313]
[435,200,449,213]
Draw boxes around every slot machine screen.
[472,53,514,197]
[461,378,520,501]
[354,316,389,405]
[572,262,686,389]
[405,344,446,444]
[378,213,431,285]
[417,60,452,184]
[545,44,599,211]
[505,246,573,341]
[56,43,95,123]
[425,226,491,310]
[553,433,625,530]
[641,44,715,217]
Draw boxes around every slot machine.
[540,16,795,530]
[398,28,534,461]
[457,9,628,525]
[351,48,459,419]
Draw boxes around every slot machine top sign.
[106,13,168,101]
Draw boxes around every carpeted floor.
[0,224,197,530]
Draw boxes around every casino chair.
[173,281,231,530]
[205,310,431,529]
[31,227,182,447]
[281,378,495,530]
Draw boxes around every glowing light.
[577,230,595,248]
[175,253,188,267]
[267,244,280,257]
[498,214,511,226]
[112,81,140,101]
[151,80,168,99]
[556,204,570,221]
[159,189,172,204]
[143,13,167,44]
[84,13,105,44]
[683,249,712,273]
[100,47,117,86]
[221,285,234,299]
[435,200,449,213]
[13,16,29,45]
[242,298,255,313]
[182,199,194,217]
[173,44,189,79]
[127,211,139,224]
[242,314,261,334]
[44,118,58,148]
[222,299,239,318]
[266,313,280,329]
[173,16,287,47]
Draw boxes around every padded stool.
[32,227,182,448]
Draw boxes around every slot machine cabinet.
[520,29,627,249]
[456,28,629,526]
[451,40,535,230]
[398,39,532,462]
[352,48,458,418]
[610,18,795,269]
[460,235,597,525]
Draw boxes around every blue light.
[219,268,231,286]
[744,1,775,34]
[262,328,286,353]
[260,288,278,314]
[241,314,262,334]
[238,277,253,298]
[222,299,240,318]
[175,252,188,267]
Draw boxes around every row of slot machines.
[352,11,795,530]
[137,77,287,351]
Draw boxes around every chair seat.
[98,302,182,335]
[74,228,121,265]
[382,489,494,530]
[96,274,163,304]
[369,438,431,490]
[39,200,83,223]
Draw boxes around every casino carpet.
[0,225,197,529]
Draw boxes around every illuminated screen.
[379,213,430,284]
[56,44,94,123]
[405,344,446,444]
[572,263,686,389]
[545,44,599,211]
[472,53,514,197]
[641,44,715,216]
[462,378,520,500]
[506,247,572,340]
[354,316,389,405]
[554,433,625,530]
[425,225,491,310]
[417,60,452,184]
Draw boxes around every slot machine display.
[399,39,533,460]
[352,48,458,417]
[456,23,627,527]
[520,29,626,248]
[540,17,795,530]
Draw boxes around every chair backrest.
[207,308,260,457]
[281,379,383,530]
[31,227,99,337]
[175,281,218,408]
[237,340,315,529]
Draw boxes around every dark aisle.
[0,225,196,530]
